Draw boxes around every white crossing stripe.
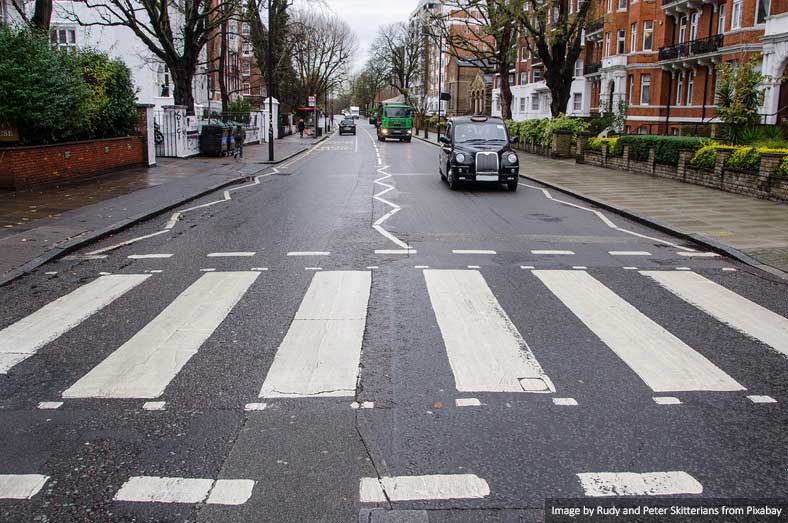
[642,271,788,358]
[0,275,150,374]
[207,252,256,257]
[37,401,63,410]
[128,254,173,259]
[533,270,744,393]
[609,251,652,256]
[113,476,254,505]
[747,395,777,403]
[455,398,481,407]
[359,474,490,502]
[259,271,371,398]
[0,474,49,499]
[452,250,497,255]
[424,270,555,393]
[553,397,578,406]
[531,250,575,255]
[653,396,682,405]
[63,272,258,399]
[577,471,703,497]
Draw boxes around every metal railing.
[584,62,602,75]
[658,34,724,61]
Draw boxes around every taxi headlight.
[455,152,466,163]
[506,153,518,164]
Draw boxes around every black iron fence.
[152,110,178,157]
[658,34,724,61]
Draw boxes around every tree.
[65,0,239,114]
[369,22,422,106]
[432,0,523,120]
[716,57,768,144]
[515,0,592,117]
[288,9,357,103]
[10,0,54,30]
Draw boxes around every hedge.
[586,137,621,156]
[690,143,788,174]
[616,135,708,165]
[505,115,589,148]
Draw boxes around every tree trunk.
[219,21,230,114]
[31,0,53,30]
[546,67,572,117]
[172,65,196,115]
[498,60,513,120]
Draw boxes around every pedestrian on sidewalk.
[298,119,305,139]
[233,124,246,159]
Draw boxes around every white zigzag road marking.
[373,165,414,251]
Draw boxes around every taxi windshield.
[453,122,507,144]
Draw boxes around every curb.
[520,174,788,281]
[0,134,332,288]
[413,134,439,147]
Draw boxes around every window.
[50,27,77,52]
[756,0,770,24]
[718,3,727,33]
[520,71,528,84]
[617,29,626,54]
[574,60,583,77]
[638,126,648,134]
[630,23,638,52]
[607,0,612,12]
[678,16,687,43]
[628,74,634,102]
[732,0,742,28]
[686,71,694,104]
[676,72,684,105]
[242,22,250,35]
[573,93,582,112]
[242,62,251,76]
[618,0,626,9]
[242,83,251,95]
[520,97,527,112]
[605,32,611,56]
[508,73,515,86]
[521,47,528,61]
[690,12,699,40]
[643,21,653,50]
[533,67,542,82]
[531,95,540,111]
[242,40,251,55]
[640,74,650,105]
[157,64,171,97]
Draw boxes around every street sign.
[308,95,316,107]
[0,121,19,143]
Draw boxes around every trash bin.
[200,124,228,157]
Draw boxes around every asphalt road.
[1,121,787,523]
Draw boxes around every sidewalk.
[414,134,788,275]
[0,135,324,285]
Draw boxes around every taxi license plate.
[476,175,498,182]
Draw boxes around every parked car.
[438,116,520,191]
[339,118,356,136]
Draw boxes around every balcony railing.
[583,62,602,75]
[586,17,604,34]
[658,34,724,61]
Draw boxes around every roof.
[448,115,504,123]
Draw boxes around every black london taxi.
[438,116,520,191]
[338,118,356,136]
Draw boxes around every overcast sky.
[295,0,417,71]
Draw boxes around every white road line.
[244,402,267,411]
[87,230,171,256]
[127,254,173,259]
[424,270,555,393]
[520,265,535,270]
[722,267,737,272]
[0,474,49,499]
[519,182,695,252]
[251,267,268,272]
[350,401,375,409]
[259,271,371,398]
[142,401,166,411]
[452,250,497,255]
[0,274,150,374]
[374,249,417,255]
[553,397,578,406]
[609,251,652,256]
[207,252,256,258]
[366,266,379,270]
[642,271,788,358]
[372,163,414,251]
[63,272,258,399]
[531,250,575,255]
[305,267,323,271]
[200,268,216,272]
[623,267,639,270]
[533,270,744,393]
[577,471,703,497]
[37,401,63,409]
[287,251,330,256]
[572,266,588,270]
[415,265,430,269]
[45,272,57,275]
[677,251,719,257]
[676,267,692,271]
[747,395,777,403]
[653,396,682,405]
[113,476,254,505]
[467,265,481,269]
[64,254,108,260]
[359,474,490,502]
[455,398,481,407]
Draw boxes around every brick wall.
[0,136,145,190]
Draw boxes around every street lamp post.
[437,31,443,138]
[267,0,274,161]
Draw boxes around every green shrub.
[778,156,788,176]
[587,137,619,155]
[616,135,707,165]
[690,143,736,169]
[725,147,761,171]
[79,49,138,140]
[541,114,589,147]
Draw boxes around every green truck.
[376,103,414,142]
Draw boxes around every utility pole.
[267,0,274,161]
[437,31,443,138]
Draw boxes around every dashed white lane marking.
[531,250,575,255]
[653,396,682,405]
[452,250,497,255]
[148,270,164,274]
[678,251,719,258]
[207,252,256,258]
[415,265,430,269]
[64,254,108,260]
[366,266,379,270]
[45,272,57,275]
[374,249,417,255]
[642,271,788,358]
[623,267,639,270]
[520,265,535,270]
[287,251,330,256]
[722,267,737,272]
[467,265,481,269]
[351,401,374,409]
[63,272,258,399]
[113,476,255,505]
[259,271,371,398]
[572,266,588,270]
[128,254,173,259]
[0,474,50,499]
[0,274,150,374]
[37,401,63,409]
[520,182,695,252]
[533,270,744,393]
[99,272,112,276]
[676,267,692,271]
[553,397,578,406]
[455,398,481,407]
[244,402,267,411]
[609,251,652,256]
[359,474,490,502]
[200,268,216,272]
[251,267,268,272]
[747,395,777,403]
[142,401,166,411]
[372,163,415,251]
[424,270,555,393]
[577,471,703,497]
[305,267,323,271]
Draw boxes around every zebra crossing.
[0,268,785,405]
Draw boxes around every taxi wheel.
[448,171,459,191]
[507,181,518,192]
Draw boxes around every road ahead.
[1,121,787,522]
